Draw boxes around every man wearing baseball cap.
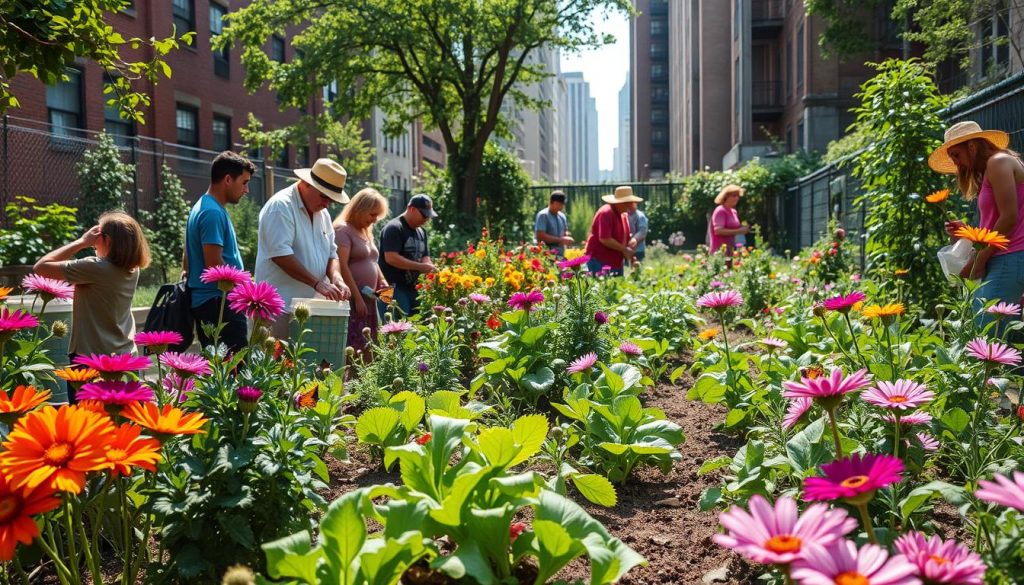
[255,157,352,339]
[534,190,573,256]
[378,194,437,316]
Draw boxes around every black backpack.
[142,281,194,352]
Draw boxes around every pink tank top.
[978,176,1024,255]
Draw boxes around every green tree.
[141,165,190,282]
[76,132,133,227]
[239,113,375,179]
[219,0,631,215]
[0,0,192,120]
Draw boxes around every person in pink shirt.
[709,184,751,265]
[930,121,1024,325]
[585,186,643,276]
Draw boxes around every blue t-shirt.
[186,194,243,307]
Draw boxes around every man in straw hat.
[255,157,352,339]
[584,185,643,276]
[709,184,750,264]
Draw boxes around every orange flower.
[861,303,905,320]
[122,402,208,439]
[925,189,950,204]
[698,328,720,341]
[296,383,318,409]
[0,473,61,561]
[0,386,52,424]
[105,424,162,477]
[0,405,116,494]
[954,226,1010,250]
[53,368,100,384]
[75,400,110,417]
[894,269,909,277]
[0,287,12,302]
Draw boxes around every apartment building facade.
[630,0,671,180]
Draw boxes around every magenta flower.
[804,453,904,503]
[861,380,934,411]
[822,291,866,313]
[714,495,856,565]
[163,373,195,402]
[200,265,252,293]
[759,337,788,351]
[0,308,39,341]
[894,532,985,585]
[619,341,643,356]
[468,293,491,304]
[791,541,919,585]
[507,290,545,312]
[709,280,724,288]
[913,433,939,452]
[783,398,814,430]
[556,254,590,270]
[567,352,598,374]
[135,331,184,352]
[884,411,933,427]
[783,368,872,404]
[697,290,744,312]
[965,338,1022,367]
[237,386,263,414]
[21,274,74,301]
[985,301,1021,319]
[74,353,152,373]
[227,280,286,322]
[77,380,154,404]
[159,352,211,378]
[594,311,608,325]
[380,321,414,335]
[975,471,1024,512]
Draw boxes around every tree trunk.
[449,140,486,216]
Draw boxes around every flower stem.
[856,503,878,544]
[892,416,901,460]
[842,313,870,372]
[825,406,844,460]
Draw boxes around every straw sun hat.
[714,184,744,205]
[602,185,644,204]
[294,158,350,203]
[928,121,1010,174]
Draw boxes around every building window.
[271,36,286,63]
[103,76,134,146]
[650,20,666,36]
[796,22,805,91]
[298,145,310,167]
[46,68,83,137]
[651,64,666,80]
[423,135,441,151]
[172,0,195,34]
[210,3,229,78]
[176,104,199,147]
[276,146,289,168]
[650,107,668,125]
[797,118,805,150]
[212,115,231,152]
[786,38,793,99]
[979,2,1010,79]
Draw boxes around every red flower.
[487,313,501,330]
[1017,404,1024,423]
[415,433,431,445]
[509,522,528,543]
[273,340,284,361]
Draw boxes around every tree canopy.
[0,0,191,121]
[220,0,631,214]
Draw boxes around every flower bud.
[264,336,278,353]
[361,327,371,339]
[392,377,404,391]
[445,316,454,324]
[812,304,826,318]
[50,320,68,338]
[549,426,564,441]
[221,565,256,585]
[345,346,356,359]
[293,303,311,325]
[935,304,947,319]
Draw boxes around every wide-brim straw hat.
[294,158,350,204]
[714,184,744,205]
[602,185,643,204]
[928,121,1010,174]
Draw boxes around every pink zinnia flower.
[714,495,857,565]
[975,471,1024,512]
[822,291,866,313]
[135,331,184,351]
[894,532,986,585]
[594,311,608,325]
[227,281,286,322]
[163,373,195,402]
[74,353,152,373]
[237,386,263,414]
[567,353,598,374]
[159,352,211,378]
[986,301,1022,319]
[507,290,545,312]
[697,290,744,311]
[468,293,491,304]
[759,337,787,351]
[804,453,904,503]
[21,274,74,302]
[965,338,1022,367]
[200,265,252,292]
[862,380,934,410]
[0,308,39,340]
[557,254,590,270]
[914,433,939,452]
[783,368,872,405]
[380,321,414,335]
[619,341,643,356]
[77,380,154,404]
[791,541,919,585]
[783,398,814,430]
[884,411,933,427]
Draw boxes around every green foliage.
[141,165,190,282]
[0,0,191,119]
[823,126,871,166]
[803,0,893,58]
[355,391,426,465]
[474,308,559,408]
[552,269,611,366]
[566,197,596,244]
[76,132,133,227]
[849,59,950,307]
[227,196,261,270]
[0,196,78,265]
[239,113,376,179]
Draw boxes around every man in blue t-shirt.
[183,151,257,352]
[535,190,573,256]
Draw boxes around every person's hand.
[740,226,752,235]
[353,295,368,316]
[561,236,575,246]
[946,220,967,238]
[179,270,188,282]
[960,257,986,280]
[330,275,351,300]
[314,278,345,301]
[623,248,635,261]
[627,238,638,250]
[80,225,102,247]
[421,261,437,273]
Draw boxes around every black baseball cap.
[550,190,566,203]
[408,194,438,218]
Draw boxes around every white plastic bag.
[937,238,974,278]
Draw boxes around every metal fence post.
[130,137,139,216]
[1,114,7,224]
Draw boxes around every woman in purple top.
[930,121,1024,322]
[709,184,750,265]
[334,188,390,354]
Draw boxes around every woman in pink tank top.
[929,121,1024,322]
[709,184,751,266]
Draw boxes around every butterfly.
[375,285,395,305]
[296,381,319,409]
[800,365,826,380]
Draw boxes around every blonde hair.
[100,211,151,271]
[334,188,389,236]
[954,138,1022,200]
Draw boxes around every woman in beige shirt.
[334,189,390,355]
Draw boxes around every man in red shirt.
[585,186,643,276]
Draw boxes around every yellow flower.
[564,248,585,261]
[894,268,909,277]
[954,226,1010,250]
[768,273,777,279]
[474,249,486,259]
[698,328,719,341]
[485,277,495,286]
[925,189,950,204]
[852,301,865,312]
[861,303,905,320]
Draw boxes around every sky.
[561,9,631,171]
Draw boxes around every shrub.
[141,165,190,282]
[567,197,595,243]
[0,196,79,265]
[227,196,261,270]
[76,132,133,227]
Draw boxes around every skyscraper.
[560,71,600,183]
[631,0,670,180]
[614,75,632,180]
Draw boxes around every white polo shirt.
[254,184,338,307]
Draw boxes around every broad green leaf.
[531,519,583,585]
[571,473,618,507]
[940,408,969,434]
[698,456,732,476]
[699,487,723,511]
[319,490,367,581]
[432,538,496,584]
[477,427,518,467]
[261,530,321,583]
[390,391,426,433]
[356,533,432,585]
[521,324,549,345]
[509,414,548,466]
[356,407,401,445]
[521,366,555,393]
[484,358,509,375]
